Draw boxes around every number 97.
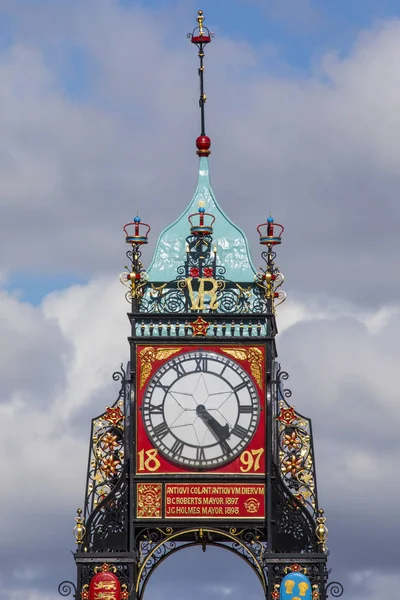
[239,448,264,472]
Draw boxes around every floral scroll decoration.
[276,392,317,519]
[137,484,162,518]
[221,347,264,388]
[85,369,127,518]
[139,347,182,389]
[119,242,149,306]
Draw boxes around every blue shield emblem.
[280,572,312,600]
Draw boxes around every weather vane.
[188,10,214,156]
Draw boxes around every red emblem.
[203,267,213,277]
[89,571,121,600]
[277,406,297,426]
[190,316,210,336]
[189,267,200,278]
[104,406,124,426]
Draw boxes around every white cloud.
[347,570,400,600]
[204,584,234,596]
[0,1,398,310]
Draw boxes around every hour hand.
[196,405,230,440]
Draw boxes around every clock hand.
[196,405,230,443]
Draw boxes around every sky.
[1,0,400,598]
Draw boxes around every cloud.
[346,571,400,600]
[241,0,322,31]
[277,297,400,580]
[0,1,398,311]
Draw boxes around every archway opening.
[142,544,265,600]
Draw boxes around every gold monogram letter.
[186,277,219,310]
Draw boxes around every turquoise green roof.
[147,157,257,283]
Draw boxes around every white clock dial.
[141,350,260,469]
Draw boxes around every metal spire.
[188,10,214,156]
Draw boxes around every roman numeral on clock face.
[171,439,185,457]
[148,403,163,414]
[234,381,248,392]
[194,355,208,372]
[171,361,186,377]
[196,447,206,462]
[153,421,169,439]
[239,405,253,414]
[157,383,170,394]
[231,424,248,439]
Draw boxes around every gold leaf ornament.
[221,347,264,388]
[139,347,182,389]
[221,348,248,361]
[155,348,182,361]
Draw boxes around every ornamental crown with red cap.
[188,201,216,237]
[123,215,151,246]
[257,216,284,246]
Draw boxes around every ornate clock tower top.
[146,10,257,285]
[120,10,286,333]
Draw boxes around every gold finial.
[73,508,86,545]
[316,508,328,553]
[197,10,204,36]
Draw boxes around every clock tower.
[61,10,343,600]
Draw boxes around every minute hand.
[196,405,230,440]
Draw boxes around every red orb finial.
[196,135,211,156]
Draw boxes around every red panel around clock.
[136,344,266,476]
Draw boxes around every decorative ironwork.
[128,228,271,316]
[83,366,127,521]
[255,216,286,312]
[58,581,77,598]
[326,581,344,597]
[120,234,149,309]
[83,467,129,552]
[121,202,287,322]
[135,526,267,600]
[271,464,318,553]
[276,368,318,519]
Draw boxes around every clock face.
[141,350,260,469]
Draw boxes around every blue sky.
[1,0,400,304]
[2,2,400,600]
